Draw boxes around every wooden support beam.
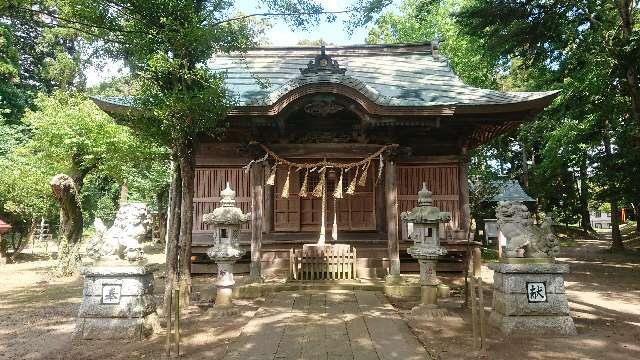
[385,159,401,283]
[250,164,264,281]
[267,143,386,158]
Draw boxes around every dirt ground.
[1,235,639,360]
[398,235,640,360]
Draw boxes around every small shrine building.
[93,43,557,277]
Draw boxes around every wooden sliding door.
[273,164,376,232]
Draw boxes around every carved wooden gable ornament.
[300,46,347,75]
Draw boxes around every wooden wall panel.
[274,166,301,231]
[274,164,376,232]
[193,167,251,233]
[397,164,460,231]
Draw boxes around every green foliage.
[2,1,93,93]
[0,92,169,237]
[365,0,639,241]
[0,24,31,124]
[481,247,499,262]
[23,92,161,180]
[454,0,640,248]
[133,53,232,147]
[0,148,58,233]
[296,39,334,46]
[366,0,501,88]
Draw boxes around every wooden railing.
[289,244,357,281]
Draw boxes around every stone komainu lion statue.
[496,201,559,258]
[87,203,151,262]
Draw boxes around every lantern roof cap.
[220,182,236,207]
[401,183,451,224]
[202,183,251,225]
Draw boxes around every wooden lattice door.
[274,165,376,232]
[274,167,300,231]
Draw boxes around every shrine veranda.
[93,43,558,279]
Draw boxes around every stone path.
[223,290,430,360]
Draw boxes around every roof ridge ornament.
[300,45,347,75]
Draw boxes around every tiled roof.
[92,43,558,110]
[209,44,557,107]
[491,180,535,202]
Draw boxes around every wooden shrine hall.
[93,43,557,279]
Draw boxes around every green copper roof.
[491,180,535,202]
[92,43,558,111]
[209,44,557,107]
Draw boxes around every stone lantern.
[401,183,450,317]
[203,183,249,310]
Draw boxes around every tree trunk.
[616,0,640,125]
[603,136,624,250]
[635,202,640,234]
[578,159,595,235]
[178,138,195,304]
[610,200,623,250]
[155,190,167,245]
[164,160,181,316]
[50,173,84,275]
[522,142,529,187]
[633,202,640,235]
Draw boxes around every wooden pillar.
[262,164,272,233]
[385,159,401,283]
[459,151,470,232]
[376,165,387,237]
[250,165,264,281]
[472,246,482,276]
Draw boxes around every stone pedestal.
[214,260,235,307]
[410,258,447,318]
[75,264,159,340]
[489,262,576,336]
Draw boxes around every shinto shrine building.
[93,43,557,278]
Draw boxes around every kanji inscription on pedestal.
[526,281,547,303]
[101,284,122,304]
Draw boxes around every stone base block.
[489,312,576,336]
[235,283,263,299]
[76,264,158,341]
[489,262,576,336]
[385,274,403,285]
[78,294,156,318]
[384,283,420,301]
[493,292,569,316]
[76,313,160,340]
[410,304,448,319]
[420,285,438,305]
